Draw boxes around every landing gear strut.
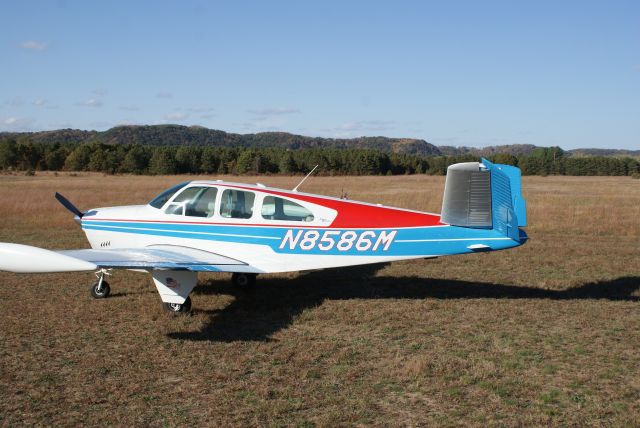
[163,296,192,313]
[90,269,111,299]
[231,273,257,288]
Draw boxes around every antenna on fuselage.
[292,165,319,192]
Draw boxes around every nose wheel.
[90,269,111,299]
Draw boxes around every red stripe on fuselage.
[223,184,442,228]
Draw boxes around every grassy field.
[0,172,638,427]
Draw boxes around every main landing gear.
[89,270,258,313]
[163,273,257,314]
[163,296,192,313]
[231,273,257,288]
[90,269,111,299]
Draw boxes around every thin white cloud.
[248,107,300,116]
[93,88,107,96]
[31,99,59,110]
[19,41,48,51]
[157,91,173,98]
[164,112,189,121]
[2,116,36,131]
[77,98,103,107]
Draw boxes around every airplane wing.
[0,243,257,273]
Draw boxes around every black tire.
[163,296,192,313]
[90,280,110,299]
[231,273,257,288]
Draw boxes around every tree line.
[0,139,638,177]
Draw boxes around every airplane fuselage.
[80,181,524,274]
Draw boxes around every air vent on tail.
[441,162,492,228]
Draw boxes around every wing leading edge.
[60,244,255,272]
[0,242,257,273]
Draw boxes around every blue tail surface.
[481,158,527,241]
[441,158,528,244]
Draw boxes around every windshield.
[148,181,190,209]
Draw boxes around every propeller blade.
[55,192,85,218]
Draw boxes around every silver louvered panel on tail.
[441,162,492,228]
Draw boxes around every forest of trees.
[0,138,638,177]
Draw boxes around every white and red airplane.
[0,158,527,313]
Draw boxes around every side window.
[164,186,218,218]
[220,189,255,219]
[261,196,315,222]
[165,204,184,215]
[188,187,217,218]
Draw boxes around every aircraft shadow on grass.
[168,264,640,342]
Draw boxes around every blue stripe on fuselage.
[81,220,522,257]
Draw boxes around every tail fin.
[441,158,527,241]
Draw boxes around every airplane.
[0,158,527,313]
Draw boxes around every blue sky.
[1,0,638,149]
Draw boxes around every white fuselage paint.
[82,205,429,274]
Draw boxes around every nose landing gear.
[90,269,111,299]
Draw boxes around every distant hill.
[438,144,541,157]
[439,144,639,159]
[0,125,442,156]
[567,148,640,158]
[1,125,637,158]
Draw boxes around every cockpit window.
[166,186,218,217]
[261,196,314,222]
[220,189,255,219]
[149,181,190,209]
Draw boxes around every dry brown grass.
[0,172,638,426]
